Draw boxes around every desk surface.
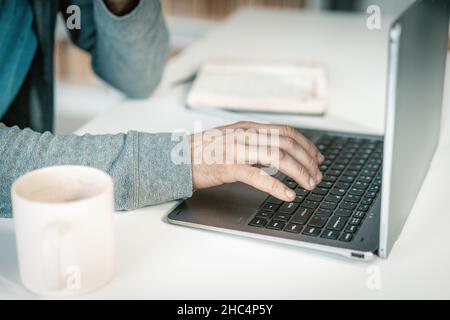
[1,9,450,299]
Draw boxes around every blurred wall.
[161,0,305,20]
[355,0,415,14]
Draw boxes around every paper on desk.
[187,60,328,115]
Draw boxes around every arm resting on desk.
[0,123,193,218]
[60,0,170,98]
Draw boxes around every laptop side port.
[351,252,365,259]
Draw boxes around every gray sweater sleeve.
[63,0,170,98]
[0,123,193,218]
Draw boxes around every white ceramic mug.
[11,165,115,296]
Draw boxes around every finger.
[230,121,324,164]
[228,130,322,184]
[233,165,296,202]
[278,136,322,183]
[234,143,317,190]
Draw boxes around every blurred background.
[54,0,416,134]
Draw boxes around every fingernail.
[285,189,296,200]
[309,177,316,189]
[316,171,323,183]
[317,153,325,163]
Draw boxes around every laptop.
[168,0,450,260]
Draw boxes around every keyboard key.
[318,181,333,189]
[339,202,357,211]
[325,195,343,203]
[358,204,370,212]
[321,230,340,240]
[284,223,303,234]
[315,208,333,217]
[362,170,377,177]
[317,144,327,151]
[335,182,351,190]
[308,215,328,228]
[276,173,287,181]
[273,213,291,222]
[349,218,362,226]
[331,164,346,171]
[261,203,280,212]
[291,208,314,225]
[307,194,324,202]
[361,198,373,205]
[339,176,355,183]
[286,180,298,189]
[312,188,329,196]
[249,217,268,227]
[266,220,286,230]
[320,202,338,210]
[354,211,365,219]
[335,209,352,217]
[327,170,342,177]
[354,154,369,160]
[347,143,361,149]
[279,202,299,214]
[351,159,366,166]
[266,196,283,205]
[330,188,346,196]
[364,164,379,171]
[345,225,358,233]
[322,175,337,183]
[339,153,354,159]
[357,176,372,184]
[256,211,273,219]
[365,191,378,199]
[349,188,365,196]
[347,165,362,171]
[295,187,309,196]
[302,226,321,237]
[344,194,361,203]
[293,195,306,203]
[326,216,348,231]
[354,181,369,190]
[335,158,350,165]
[339,233,353,242]
[343,170,359,177]
[327,149,340,155]
[303,201,320,209]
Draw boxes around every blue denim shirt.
[0,0,193,217]
[0,0,37,118]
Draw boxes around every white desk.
[2,9,450,299]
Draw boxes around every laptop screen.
[379,0,450,257]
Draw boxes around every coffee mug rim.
[11,165,114,206]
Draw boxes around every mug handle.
[42,223,75,291]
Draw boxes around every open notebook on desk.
[186,60,328,115]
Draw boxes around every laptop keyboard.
[248,135,383,243]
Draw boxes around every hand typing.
[190,121,324,202]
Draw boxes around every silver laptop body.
[168,0,450,260]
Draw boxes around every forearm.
[63,0,169,98]
[0,124,192,218]
[92,0,170,98]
